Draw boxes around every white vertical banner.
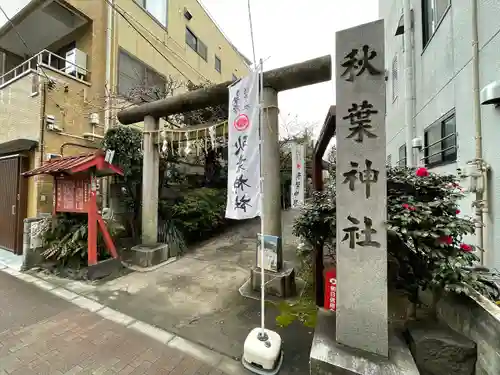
[291,142,306,208]
[225,72,261,219]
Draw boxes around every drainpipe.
[403,0,416,167]
[103,0,114,209]
[471,0,486,265]
[39,82,47,166]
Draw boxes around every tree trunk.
[406,288,418,320]
[429,287,443,321]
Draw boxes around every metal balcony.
[0,49,90,89]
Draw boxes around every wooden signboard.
[54,175,90,213]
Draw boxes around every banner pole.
[258,58,267,338]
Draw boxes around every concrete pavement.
[28,210,312,374]
[0,271,228,374]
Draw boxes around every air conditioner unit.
[46,153,61,161]
[65,48,87,76]
[45,114,63,132]
[47,123,63,132]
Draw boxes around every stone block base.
[310,309,420,375]
[124,243,170,268]
[406,321,476,375]
[250,261,297,298]
[87,258,122,280]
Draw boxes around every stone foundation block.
[250,261,296,298]
[406,320,476,375]
[310,309,419,375]
[124,243,170,268]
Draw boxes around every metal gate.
[0,155,27,254]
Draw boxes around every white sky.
[0,0,379,138]
[199,0,379,138]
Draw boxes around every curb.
[0,263,250,375]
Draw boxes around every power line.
[0,4,54,85]
[246,0,257,67]
[102,0,210,83]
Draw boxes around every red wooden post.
[312,106,337,307]
[87,173,98,265]
[22,151,124,268]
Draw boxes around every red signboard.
[54,175,90,213]
[324,268,337,312]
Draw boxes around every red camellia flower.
[439,236,453,245]
[460,244,473,252]
[456,209,461,215]
[402,203,416,211]
[416,167,429,177]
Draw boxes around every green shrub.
[278,166,495,327]
[170,188,227,242]
[39,213,122,267]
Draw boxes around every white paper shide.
[225,73,261,220]
[291,142,306,208]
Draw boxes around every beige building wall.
[114,0,250,87]
[0,74,41,143]
[1,0,251,219]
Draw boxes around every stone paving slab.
[0,269,236,374]
[2,210,310,374]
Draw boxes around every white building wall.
[380,0,500,270]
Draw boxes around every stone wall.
[22,215,51,270]
[431,290,500,375]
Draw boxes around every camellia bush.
[385,166,488,302]
[278,166,498,327]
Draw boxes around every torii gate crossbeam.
[115,54,332,253]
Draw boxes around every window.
[117,49,166,98]
[422,0,451,47]
[423,111,457,167]
[215,56,221,73]
[185,28,207,61]
[398,144,407,167]
[392,54,398,101]
[135,0,168,27]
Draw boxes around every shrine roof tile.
[23,152,99,177]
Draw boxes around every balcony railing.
[0,49,90,89]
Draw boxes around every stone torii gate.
[117,55,332,246]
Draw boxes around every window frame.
[215,55,221,73]
[134,0,168,28]
[423,110,457,168]
[117,48,166,100]
[422,0,451,48]
[398,144,407,167]
[185,27,208,61]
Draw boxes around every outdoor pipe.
[471,0,486,265]
[102,0,115,210]
[117,55,332,125]
[60,142,99,156]
[403,0,416,167]
[39,82,47,166]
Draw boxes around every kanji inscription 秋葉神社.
[342,159,379,199]
[340,45,382,82]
